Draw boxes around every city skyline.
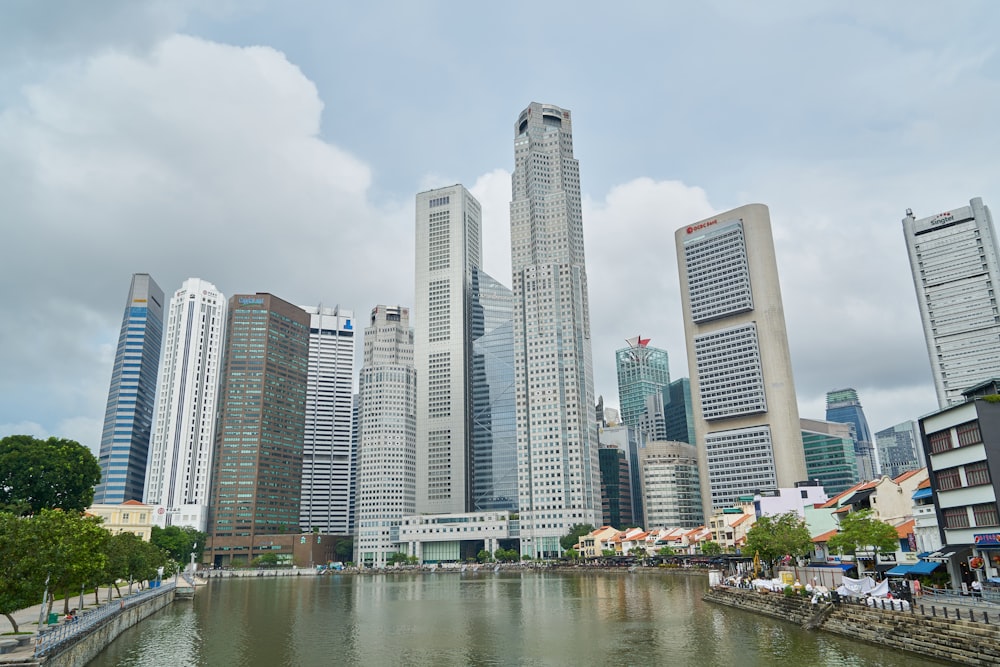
[5,3,1000,456]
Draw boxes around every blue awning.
[886,564,914,576]
[912,487,933,500]
[814,563,857,571]
[909,560,943,575]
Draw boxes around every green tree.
[386,552,410,566]
[251,552,280,568]
[601,549,617,558]
[151,525,207,564]
[827,509,900,572]
[744,512,813,575]
[32,509,110,614]
[477,549,493,563]
[105,532,168,595]
[0,435,101,515]
[657,546,676,557]
[700,541,723,556]
[563,548,579,560]
[0,512,45,632]
[334,537,353,561]
[559,523,594,552]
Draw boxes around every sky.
[2,1,999,458]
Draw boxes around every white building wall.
[144,278,225,532]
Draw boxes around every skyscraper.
[875,420,924,480]
[675,204,806,513]
[903,198,1000,408]
[615,336,670,438]
[206,294,310,567]
[143,278,225,531]
[598,445,633,529]
[469,268,516,512]
[639,441,704,529]
[664,377,696,445]
[414,185,482,515]
[800,418,859,496]
[826,388,879,481]
[299,305,356,535]
[94,273,164,504]
[355,305,416,567]
[511,102,601,557]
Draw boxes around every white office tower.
[675,204,806,514]
[355,305,416,567]
[511,102,601,557]
[903,198,1000,408]
[299,305,356,535]
[144,278,226,531]
[414,185,482,514]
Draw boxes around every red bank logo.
[687,219,719,234]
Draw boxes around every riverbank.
[704,585,1000,666]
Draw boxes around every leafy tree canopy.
[744,512,814,568]
[150,525,207,563]
[827,509,899,557]
[0,435,101,515]
[0,512,45,632]
[700,541,723,556]
[560,523,594,552]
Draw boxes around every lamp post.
[37,574,50,629]
[190,543,197,574]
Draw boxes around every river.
[89,570,951,666]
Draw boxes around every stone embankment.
[705,586,1000,666]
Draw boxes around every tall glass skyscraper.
[299,305,356,535]
[825,388,879,481]
[94,273,163,504]
[615,336,670,435]
[675,204,806,513]
[469,269,516,512]
[664,377,696,445]
[206,294,310,567]
[875,421,924,480]
[143,278,225,530]
[511,102,601,557]
[800,418,859,495]
[903,198,1000,408]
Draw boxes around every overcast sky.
[3,1,998,457]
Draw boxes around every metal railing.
[33,581,176,658]
[920,586,1000,606]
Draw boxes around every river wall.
[704,587,1000,666]
[39,590,174,667]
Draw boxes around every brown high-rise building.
[206,293,310,567]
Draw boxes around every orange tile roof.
[917,478,931,490]
[121,499,148,506]
[731,515,753,527]
[895,520,915,538]
[812,529,838,543]
[893,468,925,484]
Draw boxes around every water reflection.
[90,571,951,667]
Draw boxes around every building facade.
[206,294,310,567]
[355,305,417,567]
[876,420,924,480]
[511,102,602,557]
[299,305,356,535]
[639,441,703,529]
[143,278,225,531]
[664,377,696,445]
[414,185,482,515]
[826,388,879,481]
[94,273,164,504]
[615,336,670,436]
[674,204,806,513]
[598,423,644,528]
[903,198,1000,408]
[598,445,633,529]
[800,418,859,496]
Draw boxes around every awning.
[885,564,914,576]
[841,488,875,507]
[909,560,943,575]
[814,563,857,571]
[923,550,957,561]
[912,487,933,500]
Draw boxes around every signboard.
[974,533,1000,546]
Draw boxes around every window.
[943,507,969,529]
[956,421,982,448]
[965,461,991,487]
[936,467,962,491]
[972,503,1000,527]
[928,431,951,454]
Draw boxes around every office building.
[469,269,517,512]
[299,305,356,535]
[826,388,879,481]
[207,294,310,567]
[598,445,633,529]
[639,441,704,529]
[94,273,164,504]
[675,204,807,513]
[355,305,417,567]
[800,418,859,496]
[414,185,482,514]
[903,198,1000,408]
[876,420,924,480]
[599,423,644,528]
[616,336,670,436]
[144,278,225,531]
[511,102,602,557]
[665,377,696,445]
